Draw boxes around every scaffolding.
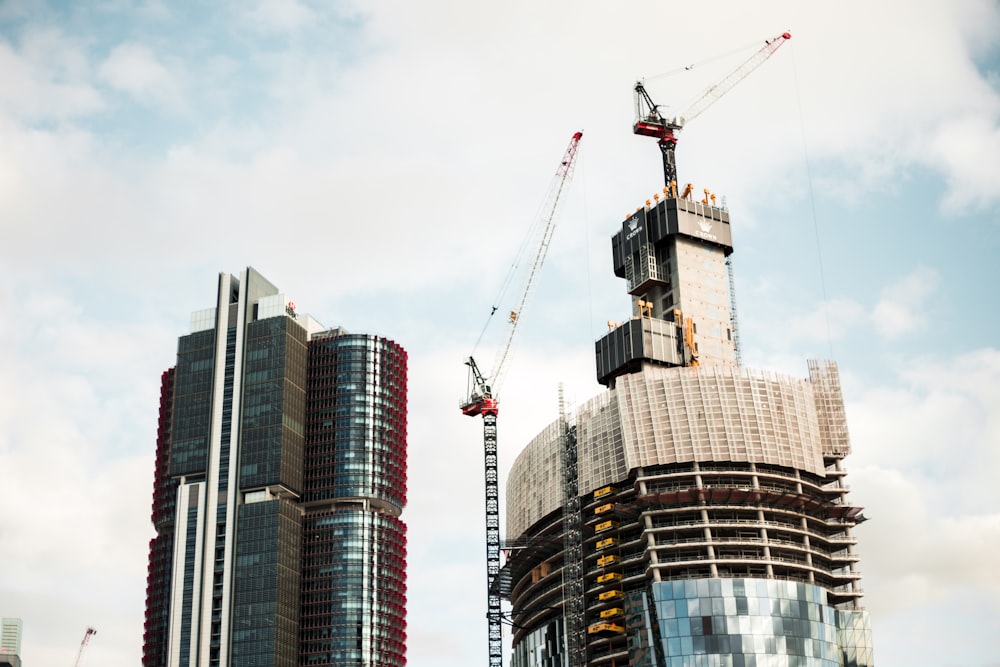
[808,360,851,457]
[560,386,586,667]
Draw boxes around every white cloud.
[677,1,1000,211]
[0,28,103,121]
[846,346,1000,590]
[137,0,172,21]
[850,464,1000,666]
[871,267,938,340]
[750,268,939,357]
[839,347,1000,663]
[786,297,865,342]
[0,286,173,664]
[934,115,1000,212]
[98,42,186,112]
[240,0,317,34]
[848,349,1000,486]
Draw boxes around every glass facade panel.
[240,317,307,492]
[634,579,873,667]
[300,332,408,667]
[231,499,301,667]
[305,334,407,509]
[169,329,216,476]
[510,620,564,667]
[300,510,407,667]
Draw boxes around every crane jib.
[634,30,791,187]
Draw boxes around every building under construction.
[503,182,875,664]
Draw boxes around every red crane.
[634,31,791,187]
[461,130,583,667]
[73,627,96,667]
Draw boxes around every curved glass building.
[504,196,874,667]
[142,269,407,667]
[302,332,408,666]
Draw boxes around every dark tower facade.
[142,268,407,667]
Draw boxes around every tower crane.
[461,130,583,667]
[635,31,790,368]
[634,31,791,187]
[73,627,96,667]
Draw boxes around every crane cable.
[580,144,595,347]
[490,136,581,393]
[789,39,835,358]
[471,166,557,356]
[641,35,771,83]
[470,133,583,393]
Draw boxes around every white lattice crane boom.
[676,31,791,127]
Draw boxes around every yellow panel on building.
[596,537,619,550]
[588,622,625,635]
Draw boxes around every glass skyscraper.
[505,196,874,666]
[142,268,407,667]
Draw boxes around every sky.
[0,0,998,665]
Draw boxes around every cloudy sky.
[1,0,998,665]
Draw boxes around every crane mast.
[634,31,791,187]
[461,130,583,667]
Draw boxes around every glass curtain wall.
[302,333,408,667]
